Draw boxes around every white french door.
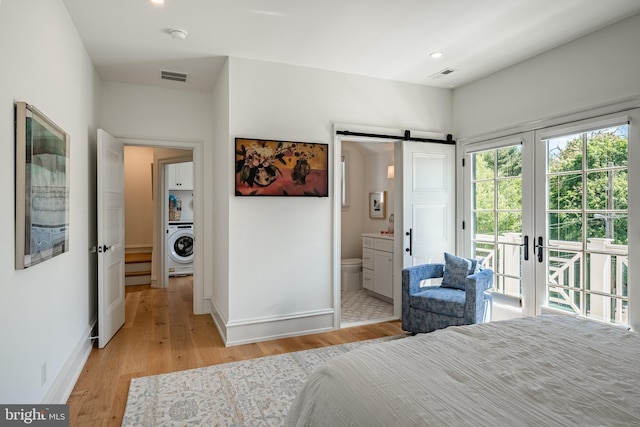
[462,133,535,318]
[534,113,633,325]
[463,108,639,329]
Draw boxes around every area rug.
[122,335,403,426]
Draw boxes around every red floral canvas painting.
[235,138,328,197]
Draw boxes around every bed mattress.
[285,315,640,426]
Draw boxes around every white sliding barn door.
[402,141,455,267]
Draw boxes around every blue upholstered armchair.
[402,255,494,334]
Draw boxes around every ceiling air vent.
[160,69,189,83]
[429,68,455,79]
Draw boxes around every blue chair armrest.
[402,263,445,296]
[464,268,494,323]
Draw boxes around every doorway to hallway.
[97,129,204,348]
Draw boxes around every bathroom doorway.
[340,140,395,327]
[335,126,455,330]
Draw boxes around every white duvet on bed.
[285,315,640,426]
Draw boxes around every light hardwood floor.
[67,276,404,426]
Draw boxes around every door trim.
[333,123,403,327]
[117,135,205,314]
[457,102,640,330]
[332,123,452,328]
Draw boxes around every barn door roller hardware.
[336,129,454,145]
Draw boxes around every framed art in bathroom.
[369,191,386,219]
[15,102,70,269]
[235,138,328,197]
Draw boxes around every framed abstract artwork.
[15,102,70,269]
[235,138,328,197]
[369,191,386,219]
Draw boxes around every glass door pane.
[471,144,526,308]
[540,124,629,325]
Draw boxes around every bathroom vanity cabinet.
[362,233,394,299]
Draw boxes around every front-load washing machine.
[167,223,194,276]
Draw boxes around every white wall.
[124,146,154,250]
[99,82,213,140]
[340,142,366,259]
[340,142,395,261]
[210,59,231,331]
[341,143,394,259]
[363,149,395,234]
[224,57,451,344]
[453,12,640,138]
[0,0,99,403]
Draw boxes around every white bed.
[285,315,640,426]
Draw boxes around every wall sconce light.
[387,165,394,179]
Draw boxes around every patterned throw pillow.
[441,252,477,290]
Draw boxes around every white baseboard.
[208,297,227,343]
[224,309,335,347]
[207,297,336,346]
[202,295,213,315]
[41,317,96,404]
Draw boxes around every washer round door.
[168,229,194,263]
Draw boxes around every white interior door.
[97,129,125,348]
[402,141,455,267]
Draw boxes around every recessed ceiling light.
[169,28,188,40]
[150,0,165,5]
[429,52,443,58]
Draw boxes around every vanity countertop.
[362,232,394,240]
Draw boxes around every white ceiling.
[62,0,640,92]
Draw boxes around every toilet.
[341,258,363,291]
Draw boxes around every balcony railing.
[474,233,629,324]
